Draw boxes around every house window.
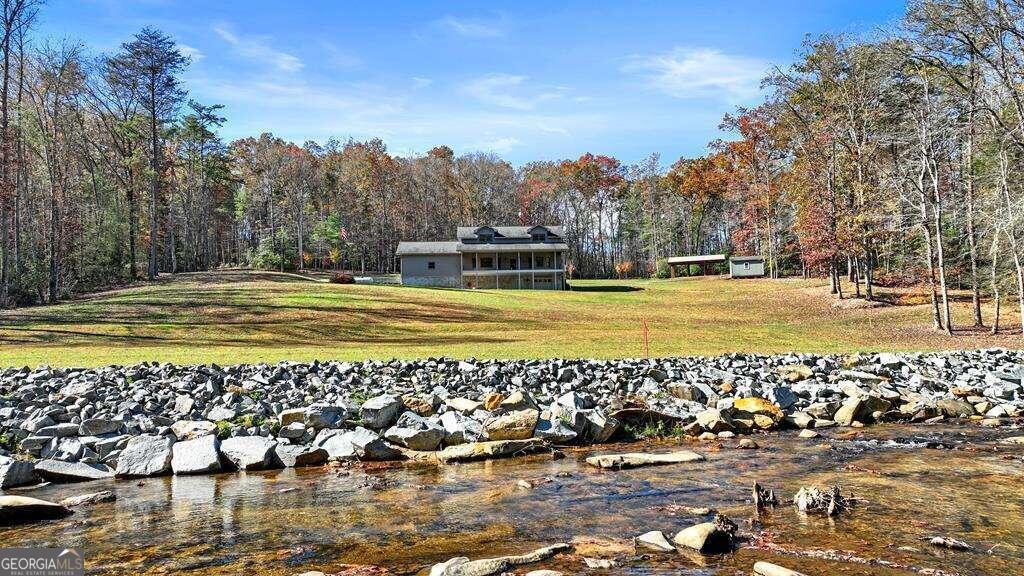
[531,232,546,242]
[427,261,436,270]
[744,263,749,269]
[479,233,493,243]
[481,257,494,268]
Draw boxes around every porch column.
[531,251,535,288]
[517,252,522,289]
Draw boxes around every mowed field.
[0,270,1019,367]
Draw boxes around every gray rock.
[359,395,402,429]
[79,418,121,436]
[35,459,114,482]
[0,457,36,489]
[384,412,444,451]
[207,406,237,421]
[534,418,578,444]
[170,420,217,440]
[304,403,347,429]
[439,410,484,445]
[696,408,734,433]
[274,444,328,467]
[171,435,222,475]
[115,435,174,477]
[220,436,279,470]
[635,530,675,552]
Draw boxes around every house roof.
[396,241,461,255]
[730,255,764,263]
[456,225,564,240]
[458,243,568,253]
[397,241,568,256]
[666,254,726,265]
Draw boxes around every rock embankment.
[1,350,1022,488]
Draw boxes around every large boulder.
[936,398,975,418]
[586,450,705,470]
[274,444,328,467]
[437,439,548,463]
[0,495,73,526]
[115,435,174,477]
[384,412,445,451]
[346,427,402,460]
[484,409,539,441]
[360,395,403,429]
[733,397,784,421]
[0,457,36,489]
[34,460,114,482]
[171,435,222,475]
[533,418,578,444]
[220,436,279,470]
[672,518,735,554]
[581,409,620,443]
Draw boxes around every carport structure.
[665,254,726,277]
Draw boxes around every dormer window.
[478,232,493,243]
[531,232,546,242]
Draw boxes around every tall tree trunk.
[48,182,58,303]
[932,167,952,335]
[991,233,1001,335]
[147,88,159,280]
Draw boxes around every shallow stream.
[4,423,1023,575]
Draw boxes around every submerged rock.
[428,543,571,576]
[438,439,548,463]
[59,490,116,507]
[586,450,705,470]
[635,530,675,552]
[35,460,114,482]
[672,515,737,554]
[753,561,809,576]
[0,495,73,526]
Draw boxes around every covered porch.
[460,249,566,290]
[665,254,727,277]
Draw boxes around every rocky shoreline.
[2,349,1023,489]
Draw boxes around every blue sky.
[41,0,904,165]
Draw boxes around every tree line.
[3,0,1024,336]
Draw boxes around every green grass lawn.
[0,270,1018,367]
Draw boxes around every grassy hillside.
[0,270,1017,367]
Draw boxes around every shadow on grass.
[568,285,643,293]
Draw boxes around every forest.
[2,0,1024,334]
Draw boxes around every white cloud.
[474,136,521,153]
[412,77,433,89]
[622,47,767,101]
[213,24,303,73]
[436,15,505,38]
[461,73,561,110]
[178,43,203,62]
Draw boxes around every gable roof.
[396,241,461,255]
[456,225,564,241]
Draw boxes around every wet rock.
[35,460,114,482]
[635,530,675,552]
[274,444,328,467]
[438,439,548,463]
[0,457,36,489]
[524,571,563,576]
[428,543,571,576]
[59,490,115,507]
[798,429,820,439]
[753,561,809,576]
[115,435,174,477]
[171,435,222,475]
[533,418,578,444]
[999,436,1024,445]
[737,438,758,449]
[586,450,705,469]
[582,558,615,568]
[0,495,73,526]
[220,436,279,470]
[484,409,539,441]
[672,515,737,554]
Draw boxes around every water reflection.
[2,423,1022,575]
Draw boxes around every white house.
[729,255,765,278]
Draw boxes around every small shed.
[729,255,765,278]
[665,254,726,277]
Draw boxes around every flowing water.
[4,423,1024,575]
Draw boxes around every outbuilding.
[729,255,765,278]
